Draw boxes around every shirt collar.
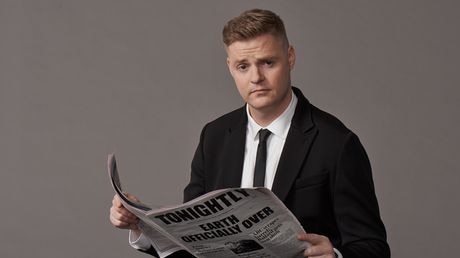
[246,90,298,141]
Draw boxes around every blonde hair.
[222,9,289,47]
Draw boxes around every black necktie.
[253,129,271,187]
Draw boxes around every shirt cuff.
[129,230,151,250]
[333,247,343,258]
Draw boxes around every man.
[110,9,390,258]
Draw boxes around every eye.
[236,64,248,72]
[264,60,274,67]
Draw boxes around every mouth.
[250,88,270,94]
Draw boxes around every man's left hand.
[298,233,335,258]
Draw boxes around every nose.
[250,66,265,84]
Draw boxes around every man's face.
[226,34,295,117]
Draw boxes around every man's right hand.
[109,193,140,231]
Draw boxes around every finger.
[298,233,334,257]
[109,213,131,228]
[110,210,139,229]
[124,192,140,202]
[110,206,139,224]
[115,205,139,220]
[297,233,324,245]
[111,195,138,220]
[304,245,328,257]
[112,195,123,208]
[111,217,134,229]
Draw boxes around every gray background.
[1,1,459,257]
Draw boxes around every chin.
[247,101,273,111]
[248,95,273,105]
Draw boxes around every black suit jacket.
[145,87,390,257]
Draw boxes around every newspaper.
[108,154,309,258]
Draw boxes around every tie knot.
[258,129,271,143]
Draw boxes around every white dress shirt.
[240,91,297,189]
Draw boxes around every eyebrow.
[233,55,278,64]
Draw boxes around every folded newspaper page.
[108,154,309,258]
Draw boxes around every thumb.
[297,233,323,244]
[124,192,140,202]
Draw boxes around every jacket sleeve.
[333,132,391,258]
[139,247,195,258]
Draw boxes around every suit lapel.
[271,87,317,202]
[220,108,247,188]
[217,87,317,200]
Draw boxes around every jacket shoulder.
[203,106,246,133]
[310,104,352,137]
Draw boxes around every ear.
[288,46,296,70]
